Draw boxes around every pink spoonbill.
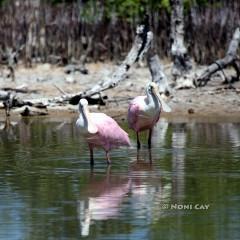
[128,82,171,149]
[76,99,130,165]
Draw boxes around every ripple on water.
[0,119,240,239]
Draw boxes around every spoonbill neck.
[146,90,161,109]
[80,105,89,120]
[79,105,98,134]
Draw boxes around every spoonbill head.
[76,99,130,165]
[128,82,171,149]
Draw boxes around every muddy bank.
[0,63,240,122]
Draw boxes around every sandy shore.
[0,62,240,122]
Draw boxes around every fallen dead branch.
[12,24,153,109]
[1,87,38,94]
[195,27,240,87]
[13,106,48,117]
[0,23,153,118]
[67,24,153,104]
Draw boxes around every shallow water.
[0,118,240,240]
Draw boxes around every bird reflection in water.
[129,150,171,223]
[78,167,131,236]
[78,146,173,237]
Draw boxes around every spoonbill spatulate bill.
[76,99,130,165]
[128,82,171,149]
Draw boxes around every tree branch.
[195,27,240,87]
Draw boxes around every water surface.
[0,118,239,240]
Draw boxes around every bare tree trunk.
[25,0,40,67]
[0,45,24,82]
[39,1,46,62]
[147,53,171,96]
[170,0,192,80]
[6,48,16,81]
[25,20,33,68]
[195,27,240,87]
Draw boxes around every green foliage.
[32,0,224,21]
[79,0,98,23]
[78,0,169,22]
[78,0,218,22]
[0,0,6,6]
[161,0,170,10]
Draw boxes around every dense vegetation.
[0,0,239,65]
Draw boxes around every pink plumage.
[127,82,171,149]
[128,96,160,132]
[86,113,130,151]
[76,99,130,165]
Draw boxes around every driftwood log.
[19,106,48,117]
[195,27,240,87]
[70,24,153,103]
[52,23,153,105]
[0,91,10,101]
[1,87,38,94]
[0,24,153,116]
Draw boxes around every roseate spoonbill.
[128,82,171,149]
[76,99,130,165]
